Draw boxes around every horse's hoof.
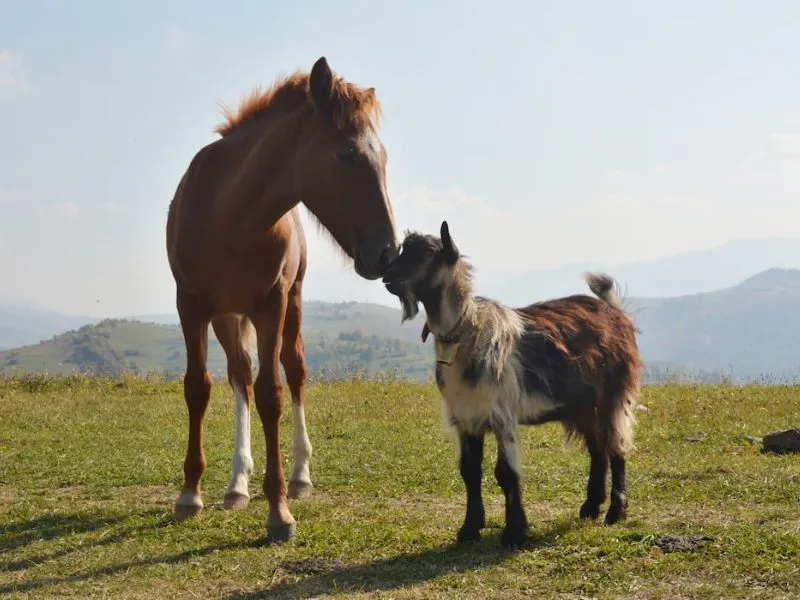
[174,503,203,522]
[222,492,250,510]
[266,522,297,543]
[287,480,313,500]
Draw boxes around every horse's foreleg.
[281,280,313,499]
[251,290,295,542]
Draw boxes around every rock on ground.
[763,428,800,454]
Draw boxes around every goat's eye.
[335,145,357,164]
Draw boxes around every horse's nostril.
[378,244,398,271]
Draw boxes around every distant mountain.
[486,236,800,307]
[0,307,99,350]
[2,269,800,384]
[629,268,800,382]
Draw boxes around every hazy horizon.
[3,1,800,317]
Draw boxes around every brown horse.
[165,56,398,542]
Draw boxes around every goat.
[382,221,643,548]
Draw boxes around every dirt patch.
[0,485,17,504]
[279,557,348,575]
[654,534,715,553]
[108,484,175,506]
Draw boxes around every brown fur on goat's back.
[516,293,642,455]
[516,294,640,374]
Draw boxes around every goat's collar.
[421,311,466,346]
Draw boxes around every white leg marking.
[224,384,254,500]
[290,403,312,486]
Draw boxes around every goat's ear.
[421,323,431,343]
[440,220,459,264]
[309,56,334,119]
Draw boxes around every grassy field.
[0,374,798,599]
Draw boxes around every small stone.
[685,432,706,443]
[762,428,800,454]
[654,534,715,553]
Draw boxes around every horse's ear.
[441,220,459,264]
[309,56,334,119]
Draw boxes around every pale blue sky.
[1,1,799,317]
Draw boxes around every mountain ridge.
[2,268,800,384]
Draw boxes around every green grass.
[0,374,798,598]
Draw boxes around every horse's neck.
[225,112,304,239]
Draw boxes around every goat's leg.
[579,435,608,520]
[456,430,485,543]
[605,454,628,524]
[493,424,528,549]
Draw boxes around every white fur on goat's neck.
[427,269,553,473]
[427,259,559,477]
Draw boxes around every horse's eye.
[335,145,357,164]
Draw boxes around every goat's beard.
[384,274,420,322]
[399,287,419,322]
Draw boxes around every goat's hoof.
[579,501,601,520]
[604,503,627,525]
[500,526,528,550]
[456,526,482,544]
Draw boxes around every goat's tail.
[583,271,641,334]
[583,272,625,311]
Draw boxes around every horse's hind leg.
[281,280,313,500]
[212,314,255,510]
[174,297,212,521]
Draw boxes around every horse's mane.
[214,69,382,137]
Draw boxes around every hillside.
[2,269,800,383]
[0,311,433,382]
[630,268,800,382]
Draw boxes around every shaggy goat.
[383,221,643,548]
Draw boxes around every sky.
[1,0,799,317]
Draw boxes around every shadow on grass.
[0,538,258,595]
[0,517,578,597]
[0,510,146,555]
[225,518,578,600]
[0,508,171,573]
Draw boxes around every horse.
[165,56,398,542]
